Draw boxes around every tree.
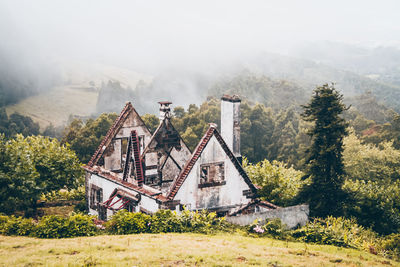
[141,114,159,133]
[62,113,118,163]
[0,134,83,215]
[244,158,304,206]
[297,84,349,217]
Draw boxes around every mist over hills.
[3,46,400,129]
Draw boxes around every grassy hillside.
[0,233,397,266]
[6,86,98,130]
[4,63,152,130]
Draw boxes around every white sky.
[1,0,399,71]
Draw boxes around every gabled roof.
[141,117,191,159]
[87,102,150,167]
[167,124,257,200]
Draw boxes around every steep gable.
[141,118,191,192]
[168,125,257,204]
[87,102,152,168]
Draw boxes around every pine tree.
[298,84,349,217]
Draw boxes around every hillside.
[0,233,396,266]
[4,62,152,130]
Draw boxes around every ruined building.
[84,95,276,220]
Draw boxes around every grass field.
[6,86,99,130]
[0,233,397,266]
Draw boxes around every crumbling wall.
[174,135,251,211]
[226,204,309,229]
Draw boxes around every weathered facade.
[84,95,275,220]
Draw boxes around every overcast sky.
[1,0,400,72]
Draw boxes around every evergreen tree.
[297,84,349,217]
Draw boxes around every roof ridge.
[87,102,133,167]
[167,125,257,200]
[167,126,215,200]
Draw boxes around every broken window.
[90,185,103,210]
[199,162,225,186]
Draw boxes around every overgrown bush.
[0,215,35,236]
[381,234,400,261]
[64,213,98,237]
[35,215,68,238]
[291,217,377,249]
[35,213,98,238]
[179,208,226,234]
[105,209,227,235]
[249,218,290,240]
[149,210,183,233]
[105,210,151,234]
[41,187,86,202]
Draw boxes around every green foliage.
[344,131,400,183]
[244,158,304,206]
[0,215,35,236]
[41,187,86,202]
[291,217,377,249]
[0,134,83,215]
[208,71,307,109]
[344,179,400,235]
[64,213,98,237]
[105,209,227,235]
[0,108,40,138]
[105,210,151,234]
[381,234,400,261]
[250,218,289,240]
[35,214,97,238]
[171,98,307,165]
[62,113,118,163]
[141,113,159,133]
[35,215,68,238]
[149,209,183,233]
[297,84,350,217]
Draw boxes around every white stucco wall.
[88,173,159,219]
[174,135,251,211]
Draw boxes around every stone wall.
[226,204,309,229]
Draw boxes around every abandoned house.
[84,95,277,220]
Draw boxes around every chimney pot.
[158,101,172,122]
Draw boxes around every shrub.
[249,218,289,240]
[150,210,183,233]
[0,215,35,236]
[291,217,377,249]
[381,234,400,260]
[180,209,225,234]
[64,213,98,237]
[74,200,88,213]
[106,210,151,234]
[35,215,68,238]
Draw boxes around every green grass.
[6,86,98,130]
[0,233,397,266]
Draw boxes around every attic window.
[199,162,226,188]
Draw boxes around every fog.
[1,0,400,111]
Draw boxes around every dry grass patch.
[0,233,398,266]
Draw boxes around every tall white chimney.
[221,95,241,162]
[158,101,172,122]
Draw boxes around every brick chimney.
[158,101,172,122]
[221,95,241,162]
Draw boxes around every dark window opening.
[199,162,226,188]
[90,186,103,210]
